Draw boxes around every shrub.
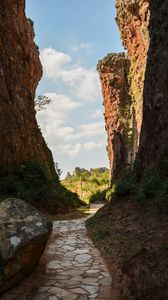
[107,157,168,208]
[62,167,110,204]
[0,162,53,203]
[112,169,137,197]
[138,172,161,201]
[90,190,107,203]
[105,188,113,202]
[0,162,81,209]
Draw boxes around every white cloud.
[36,48,106,164]
[79,122,105,137]
[84,140,104,151]
[57,121,106,141]
[40,47,100,101]
[37,95,106,160]
[69,42,95,53]
[36,92,81,147]
[62,143,82,158]
[37,92,81,124]
[91,109,103,119]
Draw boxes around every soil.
[86,198,168,299]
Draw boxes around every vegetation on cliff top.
[62,167,109,204]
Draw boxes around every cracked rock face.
[0,198,52,294]
[0,0,55,178]
[97,53,133,183]
[116,0,150,153]
[97,1,150,183]
[137,0,168,170]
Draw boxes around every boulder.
[0,198,52,294]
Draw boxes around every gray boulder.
[0,198,52,294]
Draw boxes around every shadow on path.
[2,204,112,300]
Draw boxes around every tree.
[66,172,72,178]
[35,95,51,111]
[55,162,62,179]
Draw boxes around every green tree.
[55,162,62,179]
[35,95,51,111]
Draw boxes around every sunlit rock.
[0,198,52,294]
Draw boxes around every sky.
[26,0,123,178]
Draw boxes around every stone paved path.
[2,206,112,300]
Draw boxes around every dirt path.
[2,205,112,300]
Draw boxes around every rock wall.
[0,0,56,178]
[116,0,150,153]
[97,53,133,183]
[98,0,150,183]
[137,0,168,170]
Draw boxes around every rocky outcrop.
[116,0,150,153]
[0,198,52,294]
[98,1,150,183]
[97,53,133,183]
[94,1,168,299]
[137,1,168,170]
[0,0,56,178]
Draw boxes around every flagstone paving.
[2,207,112,300]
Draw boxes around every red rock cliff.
[0,0,56,177]
[97,53,133,183]
[137,0,168,170]
[116,0,150,153]
[98,1,150,183]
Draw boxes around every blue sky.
[26,0,123,178]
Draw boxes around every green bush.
[0,162,80,209]
[62,167,109,204]
[138,163,168,207]
[112,169,137,197]
[107,158,168,208]
[0,162,53,203]
[105,188,113,202]
[138,172,161,201]
[90,190,107,203]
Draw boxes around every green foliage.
[35,95,51,111]
[138,172,161,201]
[0,161,80,210]
[62,167,109,204]
[105,189,113,202]
[138,159,168,206]
[107,158,168,208]
[111,169,137,198]
[90,190,107,203]
[54,162,62,179]
[0,162,50,202]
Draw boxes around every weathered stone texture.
[137,0,168,170]
[116,0,150,152]
[0,0,55,177]
[0,198,52,294]
[97,53,133,183]
[98,1,150,183]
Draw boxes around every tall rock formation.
[98,0,150,183]
[97,53,133,183]
[137,0,168,170]
[0,0,56,178]
[116,0,150,152]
